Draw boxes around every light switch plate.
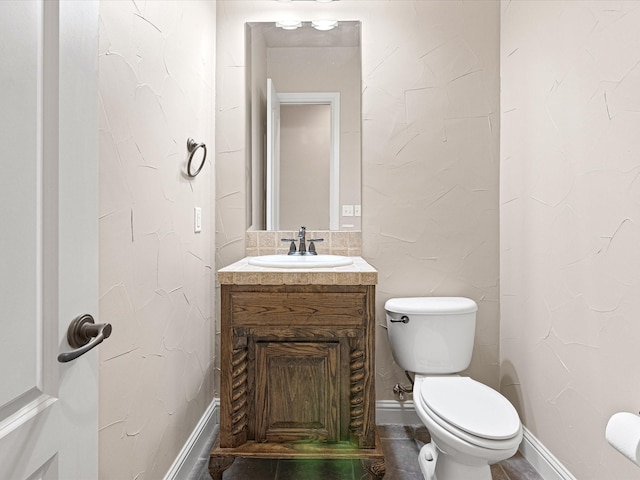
[342,205,354,217]
[194,207,202,233]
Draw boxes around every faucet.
[280,226,324,255]
[297,226,307,255]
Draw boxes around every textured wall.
[98,1,215,478]
[216,1,500,398]
[500,1,640,478]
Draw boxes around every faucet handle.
[281,238,297,255]
[307,238,324,254]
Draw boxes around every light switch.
[354,205,361,217]
[342,205,354,217]
[194,207,202,233]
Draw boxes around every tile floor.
[189,425,543,480]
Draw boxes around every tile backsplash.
[246,230,362,257]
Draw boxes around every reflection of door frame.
[277,92,340,231]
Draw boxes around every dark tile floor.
[189,425,543,480]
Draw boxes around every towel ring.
[186,138,207,177]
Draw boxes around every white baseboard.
[164,398,219,480]
[520,426,576,480]
[376,399,420,425]
[375,400,576,480]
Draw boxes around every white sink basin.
[248,254,353,269]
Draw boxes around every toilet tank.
[385,297,477,374]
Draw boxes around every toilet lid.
[420,377,521,440]
[385,297,478,315]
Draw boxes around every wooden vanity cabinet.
[210,284,385,479]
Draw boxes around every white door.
[0,1,99,479]
[266,78,281,230]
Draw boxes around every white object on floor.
[606,412,640,467]
[419,442,438,479]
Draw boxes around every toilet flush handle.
[390,315,410,324]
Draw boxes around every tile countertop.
[217,256,377,286]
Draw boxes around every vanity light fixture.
[275,20,303,30]
[311,19,338,31]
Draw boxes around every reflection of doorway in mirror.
[280,104,331,230]
[266,85,340,231]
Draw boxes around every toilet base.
[418,442,492,480]
[418,443,438,479]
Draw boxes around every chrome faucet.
[297,226,307,254]
[280,226,324,255]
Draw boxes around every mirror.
[247,21,361,231]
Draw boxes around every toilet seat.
[419,376,521,450]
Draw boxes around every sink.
[248,254,353,269]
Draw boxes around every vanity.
[210,255,385,479]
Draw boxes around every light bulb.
[311,20,338,31]
[275,20,302,30]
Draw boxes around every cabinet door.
[255,341,340,443]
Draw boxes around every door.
[279,104,331,230]
[266,78,281,230]
[0,1,99,479]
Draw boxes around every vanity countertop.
[217,256,377,286]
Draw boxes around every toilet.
[385,297,523,480]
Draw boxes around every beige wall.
[98,1,215,478]
[216,1,501,397]
[500,1,640,478]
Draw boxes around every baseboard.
[376,399,420,425]
[519,427,576,480]
[163,398,219,480]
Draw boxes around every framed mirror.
[247,21,361,231]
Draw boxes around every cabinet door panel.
[255,342,340,443]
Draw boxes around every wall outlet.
[194,207,202,233]
[354,205,361,217]
[342,205,354,217]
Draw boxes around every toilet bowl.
[385,297,523,480]
[414,375,522,480]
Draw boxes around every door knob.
[57,314,112,363]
